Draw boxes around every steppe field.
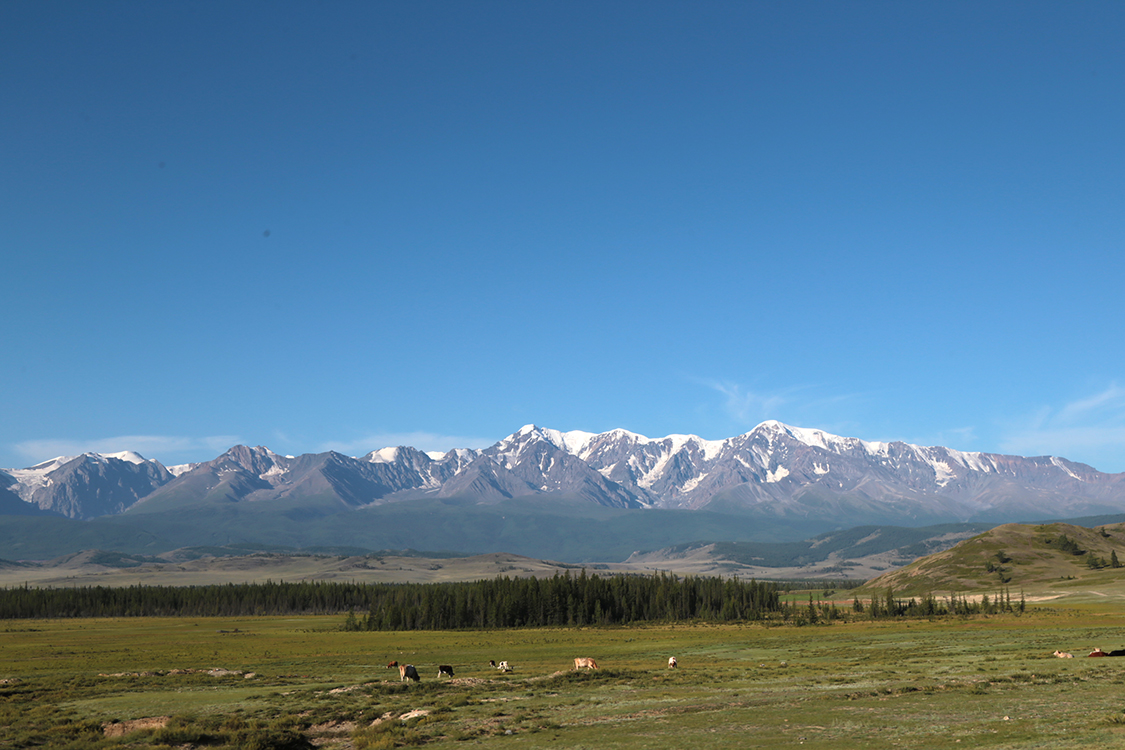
[5,606,1125,749]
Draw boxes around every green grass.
[857,521,1125,601]
[5,609,1125,748]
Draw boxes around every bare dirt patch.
[102,716,169,737]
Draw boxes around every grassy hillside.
[859,521,1125,600]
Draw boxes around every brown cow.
[386,660,399,668]
[573,657,599,670]
[399,664,420,681]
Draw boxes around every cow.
[399,664,420,682]
[1088,648,1108,657]
[574,657,599,670]
[1053,650,1074,658]
[668,656,677,668]
[386,660,399,668]
[438,665,454,678]
[495,660,513,672]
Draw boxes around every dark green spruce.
[0,570,781,627]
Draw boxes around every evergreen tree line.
[0,571,781,626]
[0,579,372,619]
[849,587,1026,619]
[349,570,781,629]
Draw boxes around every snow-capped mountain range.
[4,421,1125,526]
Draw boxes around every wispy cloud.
[696,379,791,423]
[694,377,864,434]
[11,435,242,467]
[999,384,1125,469]
[319,432,495,457]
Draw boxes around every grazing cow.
[496,660,513,672]
[668,656,677,668]
[386,660,399,668]
[1053,650,1074,658]
[438,665,454,678]
[489,660,496,668]
[399,664,420,682]
[574,657,599,670]
[1089,648,1108,657]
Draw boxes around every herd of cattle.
[385,648,1114,681]
[1054,648,1125,658]
[383,655,678,682]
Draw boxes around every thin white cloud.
[697,379,790,423]
[1054,383,1125,424]
[695,377,865,434]
[11,435,242,467]
[999,384,1125,470]
[319,432,495,457]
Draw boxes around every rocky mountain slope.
[4,422,1125,528]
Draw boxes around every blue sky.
[3,1,1124,472]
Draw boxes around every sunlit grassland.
[5,608,1125,748]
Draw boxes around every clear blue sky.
[3,1,1124,472]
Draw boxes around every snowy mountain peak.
[219,445,290,480]
[101,450,150,465]
[753,420,889,456]
[497,425,598,459]
[367,447,402,464]
[22,455,78,473]
[5,423,1124,523]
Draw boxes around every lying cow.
[668,656,677,668]
[399,664,420,682]
[574,657,599,670]
[1053,650,1074,658]
[1089,648,1109,657]
[495,660,513,672]
[438,665,454,678]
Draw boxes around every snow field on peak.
[100,451,149,465]
[368,447,401,464]
[167,463,197,477]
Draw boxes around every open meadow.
[5,606,1125,749]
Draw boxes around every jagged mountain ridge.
[3,421,1125,524]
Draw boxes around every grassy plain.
[5,607,1125,749]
